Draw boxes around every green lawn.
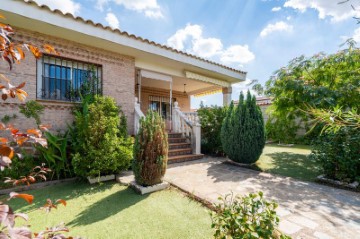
[7,182,213,239]
[255,144,321,181]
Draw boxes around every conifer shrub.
[221,91,266,164]
[72,95,132,178]
[133,111,168,186]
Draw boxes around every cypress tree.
[221,91,266,164]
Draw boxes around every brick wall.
[0,28,135,133]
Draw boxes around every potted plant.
[71,96,132,183]
[132,110,168,193]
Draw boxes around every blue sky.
[34,0,360,107]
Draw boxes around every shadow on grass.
[68,186,147,226]
[263,152,321,181]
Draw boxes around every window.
[37,55,102,101]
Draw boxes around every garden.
[0,10,359,239]
[198,41,360,189]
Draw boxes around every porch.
[133,69,235,163]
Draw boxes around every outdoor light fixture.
[183,83,187,94]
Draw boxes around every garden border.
[0,177,78,195]
[316,175,359,192]
[168,183,216,211]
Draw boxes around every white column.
[192,122,201,154]
[172,101,179,133]
[222,86,232,106]
[137,70,141,103]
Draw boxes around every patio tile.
[164,157,360,239]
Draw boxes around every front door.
[149,96,175,130]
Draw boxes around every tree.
[265,42,360,142]
[0,13,78,238]
[252,83,264,96]
[221,91,266,164]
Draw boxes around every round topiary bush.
[133,111,168,186]
[221,91,266,164]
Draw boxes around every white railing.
[172,102,201,154]
[134,97,145,134]
[183,112,200,125]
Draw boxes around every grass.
[255,144,321,181]
[7,182,213,239]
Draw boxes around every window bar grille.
[46,58,52,99]
[60,58,63,100]
[54,57,57,99]
[42,56,45,98]
[71,60,74,101]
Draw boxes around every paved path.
[164,158,360,239]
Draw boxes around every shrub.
[71,95,132,178]
[197,105,227,156]
[211,192,291,239]
[35,131,73,180]
[310,127,360,182]
[0,154,41,188]
[221,91,266,164]
[19,100,44,126]
[133,110,168,186]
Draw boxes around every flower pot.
[87,174,115,184]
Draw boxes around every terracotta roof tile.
[18,0,246,75]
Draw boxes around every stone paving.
[163,158,360,239]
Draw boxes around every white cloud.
[260,21,293,37]
[352,27,360,43]
[192,38,223,58]
[220,45,255,64]
[96,0,109,11]
[232,79,258,97]
[167,24,202,50]
[105,12,120,29]
[32,0,80,15]
[113,0,164,19]
[272,7,282,12]
[284,0,360,22]
[167,24,255,66]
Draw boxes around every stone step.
[168,148,192,157]
[169,142,191,150]
[168,137,187,144]
[168,154,204,164]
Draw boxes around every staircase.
[168,132,204,164]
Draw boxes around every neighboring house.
[0,0,246,161]
[255,96,272,123]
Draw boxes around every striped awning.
[185,71,230,87]
[193,88,222,98]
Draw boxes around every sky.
[32,0,360,108]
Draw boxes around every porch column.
[222,86,232,106]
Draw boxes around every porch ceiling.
[141,77,220,95]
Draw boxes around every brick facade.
[0,28,135,133]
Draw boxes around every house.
[0,0,246,161]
